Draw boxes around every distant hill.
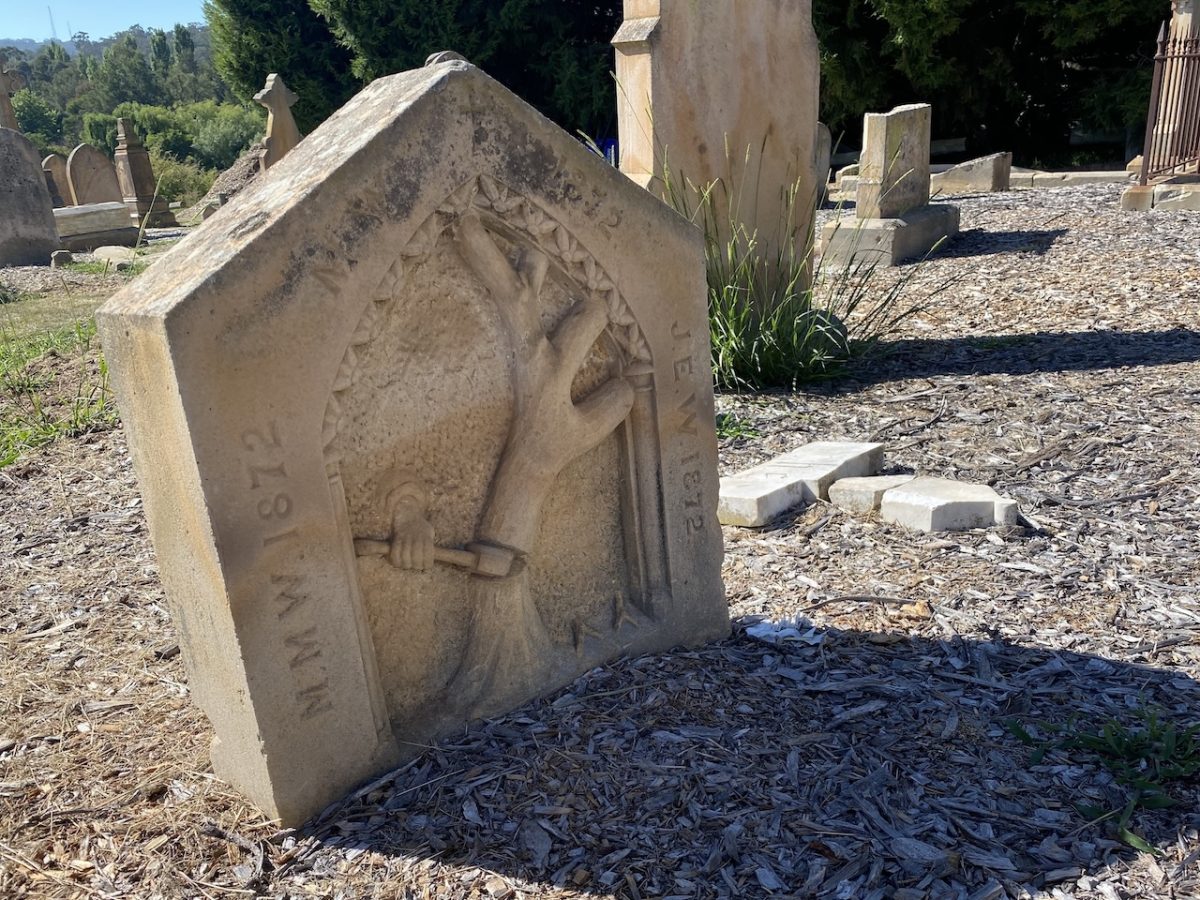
[0,38,75,55]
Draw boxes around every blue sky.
[2,1,207,42]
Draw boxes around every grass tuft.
[1008,706,1200,853]
[662,147,924,391]
[0,319,118,466]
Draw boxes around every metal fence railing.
[1141,22,1200,185]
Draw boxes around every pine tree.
[203,0,357,133]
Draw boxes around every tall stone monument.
[67,144,124,206]
[254,74,303,170]
[98,57,729,826]
[820,103,959,266]
[114,118,178,227]
[0,128,59,266]
[0,63,24,131]
[612,0,820,270]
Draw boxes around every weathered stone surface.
[97,58,728,826]
[828,474,916,515]
[719,442,883,527]
[0,128,58,266]
[67,144,123,206]
[254,74,303,170]
[612,0,820,268]
[53,202,139,251]
[50,249,72,267]
[1153,182,1200,210]
[880,477,1018,532]
[858,103,931,219]
[819,203,960,267]
[43,154,68,207]
[115,118,178,227]
[931,152,1012,194]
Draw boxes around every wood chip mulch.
[2,183,1199,899]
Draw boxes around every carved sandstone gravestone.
[0,128,59,266]
[612,0,820,277]
[98,57,729,826]
[67,143,124,206]
[820,103,959,267]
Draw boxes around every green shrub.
[148,150,217,207]
[665,158,919,391]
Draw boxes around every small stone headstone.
[858,103,932,219]
[254,74,303,170]
[50,249,73,268]
[43,154,68,207]
[66,143,124,206]
[98,57,728,826]
[0,128,59,266]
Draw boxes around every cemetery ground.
[0,184,1198,899]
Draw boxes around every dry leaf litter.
[1,183,1198,899]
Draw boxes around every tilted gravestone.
[114,118,178,227]
[98,57,729,826]
[67,143,124,206]
[820,103,959,267]
[1,128,59,266]
[612,0,821,276]
[42,154,68,207]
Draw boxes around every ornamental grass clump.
[663,146,921,391]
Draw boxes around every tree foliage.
[308,0,621,138]
[203,0,358,133]
[815,0,1164,163]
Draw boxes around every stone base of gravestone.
[819,204,960,268]
[54,202,139,251]
[931,152,1012,195]
[124,196,178,229]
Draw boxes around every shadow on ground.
[289,623,1200,898]
[918,228,1068,261]
[824,328,1200,391]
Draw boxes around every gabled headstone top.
[98,57,727,826]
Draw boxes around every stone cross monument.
[0,62,26,131]
[254,74,303,170]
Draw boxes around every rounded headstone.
[0,128,59,266]
[66,143,124,206]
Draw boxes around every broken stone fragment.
[879,477,1018,532]
[718,442,883,527]
[828,474,916,515]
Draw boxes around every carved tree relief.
[331,176,665,721]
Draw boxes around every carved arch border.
[321,174,671,624]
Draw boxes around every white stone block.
[879,477,1018,532]
[828,474,915,515]
[719,441,883,526]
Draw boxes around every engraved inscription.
[242,420,333,722]
[672,321,705,535]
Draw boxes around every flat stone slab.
[880,477,1018,532]
[820,203,960,268]
[829,474,916,515]
[719,442,883,527]
[53,202,138,251]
